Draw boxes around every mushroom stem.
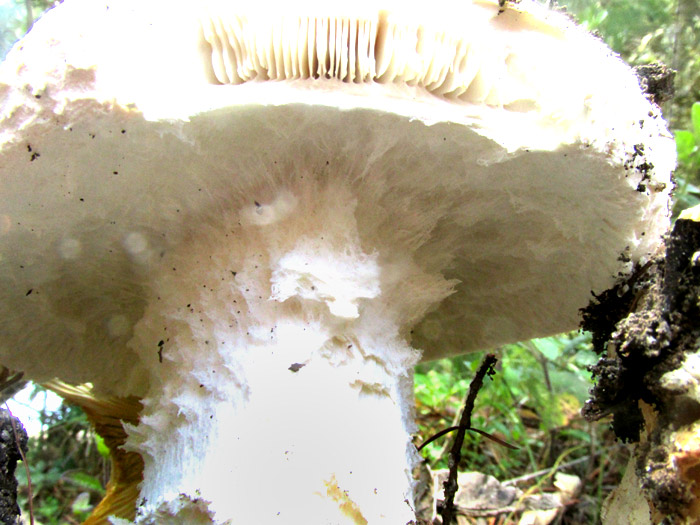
[130,332,419,523]
[121,186,452,523]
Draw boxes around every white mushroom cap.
[0,1,674,521]
[0,0,672,395]
[0,0,674,391]
[0,0,675,525]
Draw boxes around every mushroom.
[0,0,674,523]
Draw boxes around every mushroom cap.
[0,0,674,396]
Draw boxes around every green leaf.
[94,433,110,458]
[531,338,562,362]
[692,102,700,141]
[71,491,92,514]
[558,428,593,443]
[675,130,695,163]
[65,471,104,492]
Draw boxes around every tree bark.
[0,409,27,525]
[581,216,700,523]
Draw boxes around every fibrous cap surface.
[0,0,674,395]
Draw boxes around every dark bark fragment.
[634,63,676,106]
[0,409,27,525]
[580,218,700,521]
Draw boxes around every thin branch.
[502,443,627,487]
[417,426,459,452]
[4,403,33,525]
[502,455,590,486]
[538,353,553,394]
[437,502,519,518]
[467,427,518,451]
[440,353,498,525]
[0,369,27,405]
[0,368,24,392]
[417,425,517,452]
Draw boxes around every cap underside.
[0,0,673,395]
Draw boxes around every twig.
[417,425,517,452]
[501,443,627,487]
[440,353,498,525]
[437,501,519,518]
[501,455,590,486]
[467,427,518,450]
[4,403,34,525]
[0,368,24,392]
[537,352,553,394]
[0,371,27,405]
[417,426,458,451]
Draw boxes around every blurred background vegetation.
[0,0,698,522]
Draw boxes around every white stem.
[130,327,419,523]
[122,186,454,523]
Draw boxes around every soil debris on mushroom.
[582,211,700,523]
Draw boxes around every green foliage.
[94,432,111,459]
[674,102,700,212]
[563,0,673,58]
[16,395,107,525]
[415,332,626,523]
[415,333,601,477]
[64,471,104,493]
[70,492,94,522]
